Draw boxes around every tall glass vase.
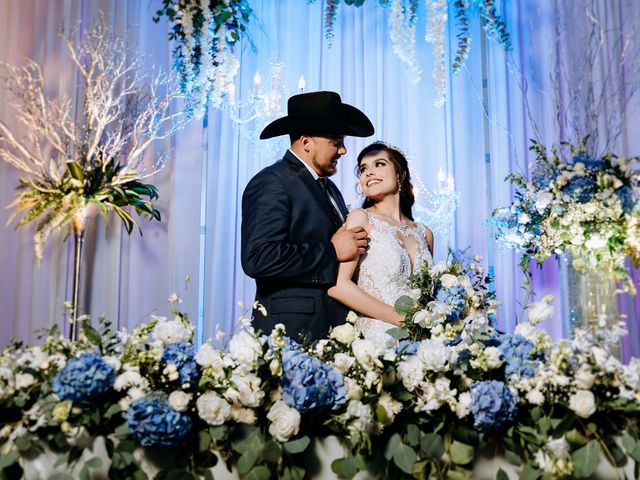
[558,254,620,355]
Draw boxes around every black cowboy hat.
[259,91,374,139]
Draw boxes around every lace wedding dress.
[356,211,433,346]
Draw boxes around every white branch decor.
[0,17,192,262]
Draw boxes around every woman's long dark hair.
[356,142,415,221]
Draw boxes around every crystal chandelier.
[413,168,459,236]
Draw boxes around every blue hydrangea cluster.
[470,380,519,432]
[125,395,192,447]
[572,154,605,171]
[531,163,559,189]
[435,284,467,320]
[396,340,419,355]
[616,185,635,213]
[161,342,199,387]
[498,334,540,378]
[562,175,596,203]
[52,353,115,402]
[281,348,347,413]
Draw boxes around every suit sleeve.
[241,170,338,285]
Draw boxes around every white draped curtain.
[1,0,639,356]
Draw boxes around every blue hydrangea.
[281,348,347,413]
[531,163,559,189]
[470,380,519,431]
[396,340,419,355]
[498,334,541,378]
[161,342,199,387]
[616,185,635,213]
[125,395,192,447]
[52,353,115,402]
[572,154,605,171]
[435,285,467,320]
[562,176,596,203]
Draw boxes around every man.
[241,91,374,341]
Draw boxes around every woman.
[328,142,434,344]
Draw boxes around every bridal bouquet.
[394,250,498,342]
[491,139,640,287]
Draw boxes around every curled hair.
[356,142,415,220]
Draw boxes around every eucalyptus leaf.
[81,321,101,346]
[496,468,509,480]
[386,327,409,340]
[394,295,415,315]
[284,436,310,454]
[237,449,258,475]
[407,424,421,447]
[0,450,19,469]
[245,465,271,480]
[393,444,417,474]
[421,433,444,459]
[331,457,358,479]
[518,463,541,480]
[571,439,601,478]
[449,441,474,465]
[384,433,402,460]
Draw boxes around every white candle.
[298,74,306,93]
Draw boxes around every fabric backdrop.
[1,0,638,357]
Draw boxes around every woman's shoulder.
[346,208,371,227]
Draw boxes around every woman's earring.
[356,182,365,198]
[398,180,402,193]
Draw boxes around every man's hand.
[331,224,369,261]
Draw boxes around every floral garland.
[154,0,251,117]
[491,138,640,290]
[389,0,421,83]
[425,0,449,107]
[2,255,640,479]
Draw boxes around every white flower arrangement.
[492,139,640,290]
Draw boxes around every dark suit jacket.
[241,150,349,341]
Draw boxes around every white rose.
[417,339,453,372]
[102,356,121,372]
[332,353,355,373]
[515,322,536,341]
[197,392,231,425]
[439,273,459,289]
[168,391,191,412]
[378,393,402,424]
[330,323,358,346]
[267,400,300,442]
[397,356,424,391]
[151,317,192,345]
[346,400,374,434]
[526,389,545,406]
[231,372,264,408]
[351,339,381,371]
[585,234,607,250]
[228,329,262,366]
[345,377,363,400]
[114,370,146,391]
[518,212,531,224]
[568,390,596,418]
[582,202,597,215]
[455,392,471,419]
[230,404,256,424]
[527,295,554,325]
[535,191,553,212]
[484,347,503,369]
[195,343,224,367]
[574,365,596,389]
[15,373,35,390]
[346,311,359,324]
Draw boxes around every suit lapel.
[284,151,337,226]
[327,179,349,221]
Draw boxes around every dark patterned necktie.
[317,177,344,229]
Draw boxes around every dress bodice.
[355,211,433,344]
